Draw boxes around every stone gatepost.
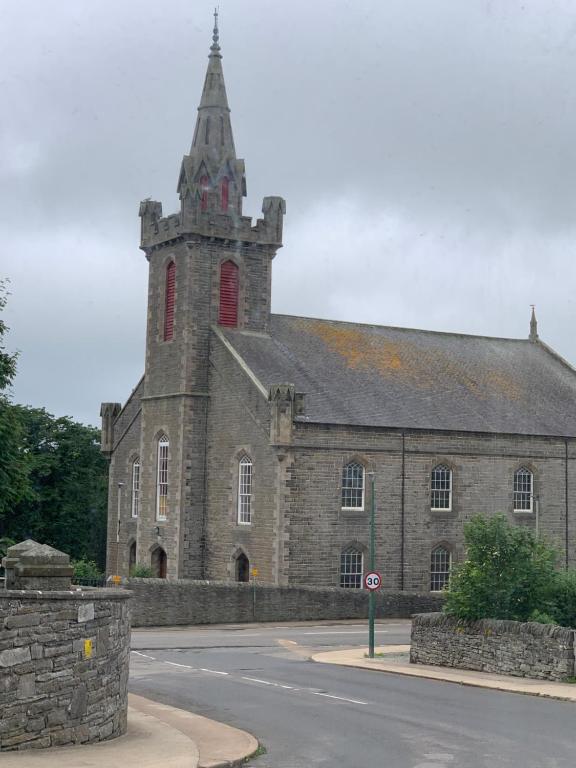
[0,541,132,751]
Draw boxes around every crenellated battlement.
[140,195,285,253]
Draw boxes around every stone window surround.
[237,454,253,525]
[341,460,366,511]
[156,434,169,522]
[513,465,536,514]
[430,543,452,592]
[339,545,364,589]
[430,463,453,512]
[131,457,140,518]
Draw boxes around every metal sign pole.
[369,473,376,659]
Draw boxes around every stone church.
[101,17,576,591]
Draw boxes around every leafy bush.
[547,570,576,629]
[130,564,154,578]
[72,559,103,581]
[444,514,557,622]
[0,536,15,559]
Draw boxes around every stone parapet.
[0,588,131,751]
[410,612,575,681]
[127,579,443,627]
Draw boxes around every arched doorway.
[235,552,250,582]
[128,541,136,575]
[151,547,167,579]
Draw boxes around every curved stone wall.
[0,589,131,751]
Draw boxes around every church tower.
[135,13,285,578]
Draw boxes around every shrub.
[444,514,557,622]
[72,559,103,581]
[130,564,155,578]
[0,536,15,559]
[547,570,576,629]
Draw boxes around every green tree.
[8,407,108,568]
[0,280,29,534]
[444,514,557,622]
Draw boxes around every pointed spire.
[192,9,234,147]
[529,305,539,341]
[178,12,246,217]
[211,7,220,54]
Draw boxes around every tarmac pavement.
[0,694,258,768]
[312,644,576,702]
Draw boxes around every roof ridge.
[270,312,527,344]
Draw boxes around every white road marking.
[165,661,195,669]
[242,676,274,685]
[302,630,388,635]
[131,651,157,660]
[199,668,229,675]
[310,692,369,705]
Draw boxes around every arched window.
[151,546,167,579]
[164,261,176,341]
[131,458,140,518]
[200,175,209,212]
[514,467,533,512]
[204,116,211,144]
[340,547,363,588]
[219,260,239,327]
[431,546,451,591]
[220,115,225,146]
[341,462,364,510]
[238,455,252,524]
[221,176,229,211]
[156,435,169,521]
[431,465,452,510]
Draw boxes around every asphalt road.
[129,621,576,768]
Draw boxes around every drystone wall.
[0,589,131,751]
[410,612,575,681]
[127,578,443,627]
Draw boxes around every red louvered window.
[164,261,176,341]
[219,260,239,327]
[221,176,229,211]
[200,175,209,212]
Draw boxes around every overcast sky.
[3,0,576,427]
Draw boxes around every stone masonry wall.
[289,423,576,591]
[127,578,443,626]
[0,590,131,751]
[205,333,279,583]
[410,612,575,681]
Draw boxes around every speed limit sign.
[364,571,382,591]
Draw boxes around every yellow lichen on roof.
[299,319,525,402]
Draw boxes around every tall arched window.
[156,435,169,521]
[514,467,533,512]
[340,547,363,588]
[164,261,176,341]
[221,176,229,211]
[341,462,365,510]
[431,546,451,591]
[131,458,140,518]
[219,260,239,327]
[238,455,252,524]
[204,116,211,144]
[200,175,209,212]
[431,465,452,510]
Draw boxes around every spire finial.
[211,7,220,53]
[529,305,539,341]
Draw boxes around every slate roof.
[220,314,576,436]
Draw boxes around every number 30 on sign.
[364,571,382,590]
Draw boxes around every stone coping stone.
[1,588,132,601]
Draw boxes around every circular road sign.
[364,571,382,591]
